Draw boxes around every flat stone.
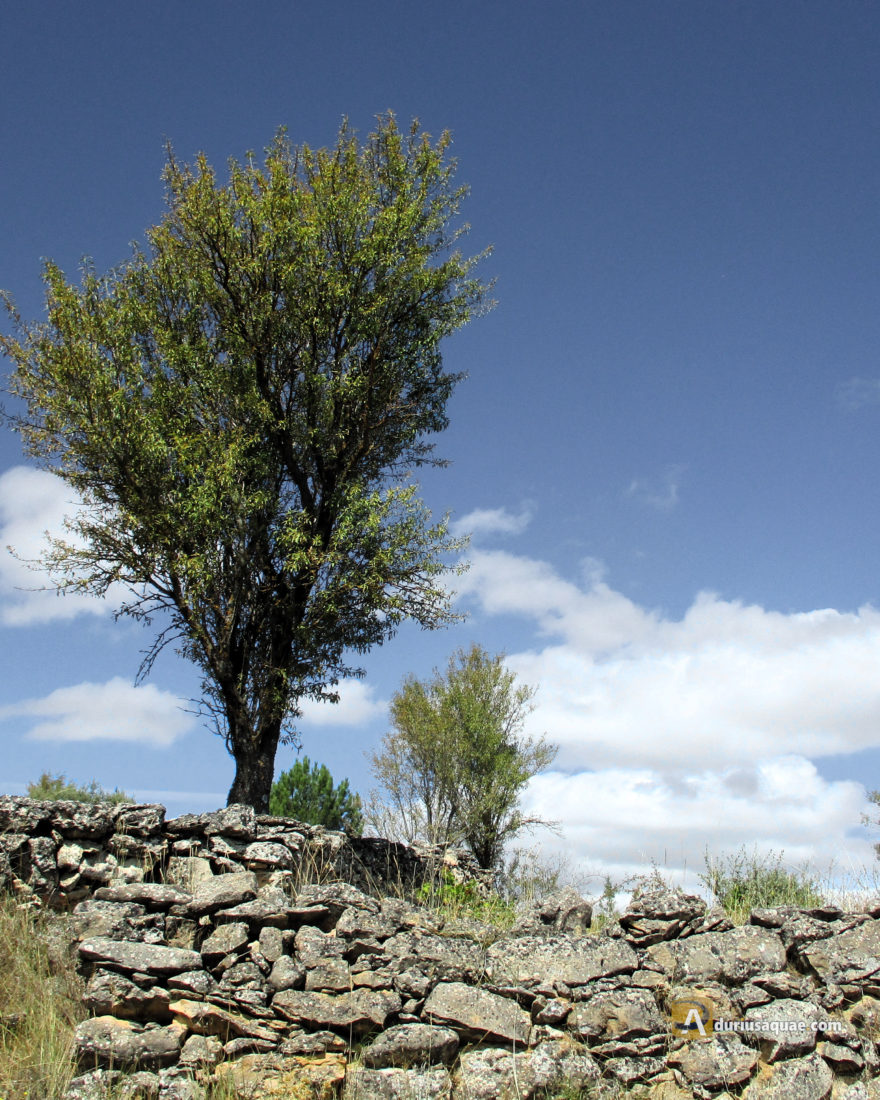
[79,937,202,975]
[242,841,294,869]
[167,998,277,1042]
[668,1033,759,1089]
[74,1016,185,1070]
[568,988,665,1043]
[745,1051,834,1100]
[347,1066,452,1099]
[84,969,171,1020]
[486,933,638,987]
[744,998,822,1061]
[454,1041,599,1100]
[272,988,401,1033]
[187,871,258,916]
[381,931,487,984]
[647,924,786,984]
[362,1023,460,1068]
[800,920,880,984]
[200,921,250,962]
[422,981,530,1045]
[94,883,192,908]
[113,804,166,837]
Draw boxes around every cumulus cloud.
[0,466,122,626]
[0,677,194,746]
[297,679,387,726]
[625,464,685,511]
[835,377,880,411]
[450,504,534,540]
[455,548,880,885]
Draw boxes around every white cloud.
[0,466,121,626]
[835,377,880,411]
[625,464,685,511]
[455,548,880,887]
[298,679,387,726]
[450,504,534,540]
[0,677,194,746]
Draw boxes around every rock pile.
[3,798,880,1099]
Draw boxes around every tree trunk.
[227,728,280,812]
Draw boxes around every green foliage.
[2,115,490,812]
[700,846,825,923]
[26,772,132,804]
[269,756,363,833]
[417,869,515,929]
[370,644,557,869]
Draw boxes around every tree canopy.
[1,116,489,811]
[269,756,363,833]
[369,644,557,869]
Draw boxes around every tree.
[269,756,363,833]
[2,116,489,812]
[369,644,558,869]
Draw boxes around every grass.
[0,893,84,1100]
[699,846,827,924]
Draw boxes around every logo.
[668,995,714,1039]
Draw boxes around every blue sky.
[3,1,880,893]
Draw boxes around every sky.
[2,1,880,899]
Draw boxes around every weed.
[699,846,826,923]
[0,893,84,1099]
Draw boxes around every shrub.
[700,846,825,922]
[26,773,132,804]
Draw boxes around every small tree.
[370,644,557,869]
[269,756,363,833]
[2,115,489,812]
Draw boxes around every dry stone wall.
[3,798,880,1100]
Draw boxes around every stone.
[72,899,162,942]
[294,881,380,918]
[646,924,786,984]
[485,933,638,987]
[745,1052,834,1100]
[178,1032,224,1068]
[74,1016,185,1070]
[242,841,294,870]
[84,969,171,1020]
[568,988,666,1043]
[167,969,219,997]
[272,987,401,1033]
[362,1023,460,1068]
[347,1066,452,1099]
[113,805,166,837]
[800,920,880,985]
[743,998,823,1061]
[79,936,202,975]
[200,921,250,962]
[165,855,214,891]
[422,981,531,1045]
[186,871,258,916]
[668,1033,759,1090]
[258,924,284,962]
[93,883,192,908]
[268,955,306,992]
[167,998,277,1041]
[305,958,353,992]
[454,1040,599,1100]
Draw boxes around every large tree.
[1,116,488,811]
[369,644,558,869]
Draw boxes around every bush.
[700,846,825,922]
[26,773,132,804]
